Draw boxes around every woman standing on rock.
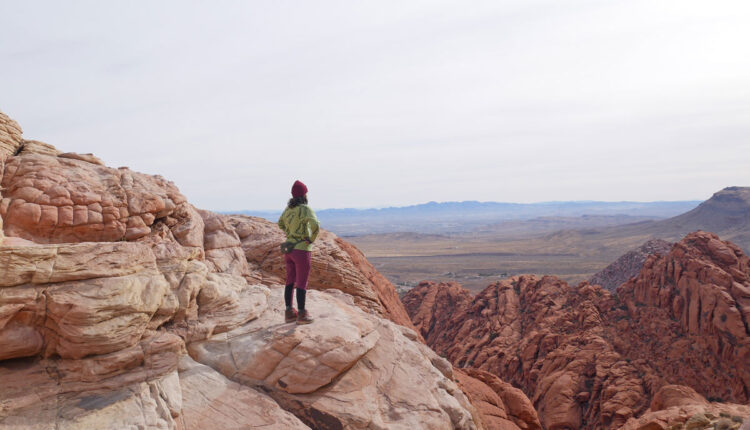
[278,180,320,324]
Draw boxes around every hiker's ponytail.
[287,195,308,209]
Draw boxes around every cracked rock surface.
[0,110,483,429]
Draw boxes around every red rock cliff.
[403,232,750,429]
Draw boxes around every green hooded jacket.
[278,204,320,252]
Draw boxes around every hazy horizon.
[230,197,704,213]
[2,1,749,211]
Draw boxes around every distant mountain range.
[230,200,701,235]
[588,186,750,252]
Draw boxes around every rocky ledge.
[0,110,526,429]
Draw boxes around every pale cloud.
[1,0,748,210]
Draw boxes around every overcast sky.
[1,1,748,210]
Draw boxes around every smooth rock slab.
[189,287,379,394]
[177,356,309,429]
[189,288,479,430]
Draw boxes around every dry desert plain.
[348,188,750,292]
[347,226,652,292]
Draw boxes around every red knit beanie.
[291,180,308,198]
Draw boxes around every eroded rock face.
[616,231,750,403]
[0,110,479,429]
[455,368,542,430]
[0,242,169,360]
[0,331,184,428]
[403,232,750,429]
[401,280,474,344]
[198,209,250,278]
[405,276,655,429]
[0,153,186,243]
[0,111,23,161]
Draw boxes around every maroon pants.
[284,249,312,290]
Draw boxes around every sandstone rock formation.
[615,231,750,404]
[620,385,748,430]
[0,111,23,161]
[190,288,478,429]
[405,276,652,429]
[455,368,542,430]
[403,232,750,429]
[0,150,186,243]
[0,110,479,429]
[589,239,673,291]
